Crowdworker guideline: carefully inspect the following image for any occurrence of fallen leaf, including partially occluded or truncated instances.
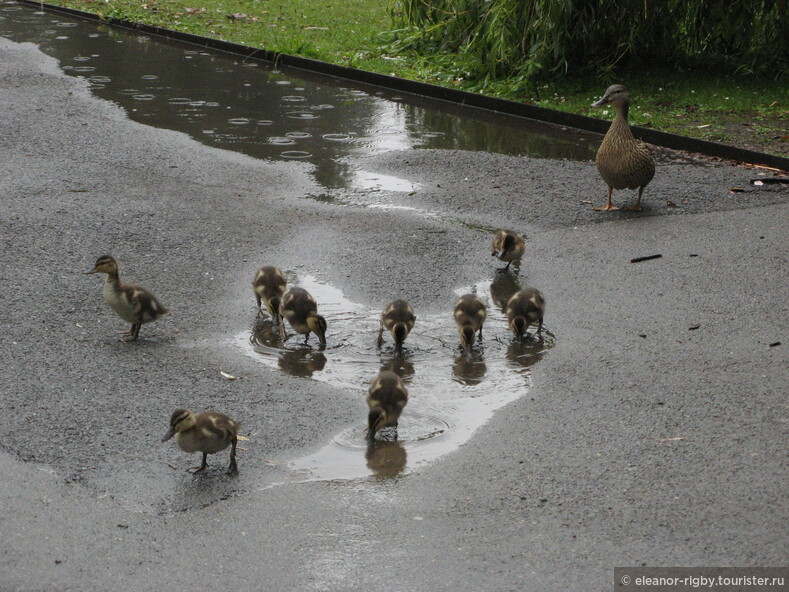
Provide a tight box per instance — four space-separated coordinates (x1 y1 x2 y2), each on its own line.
688 324 700 330
237 434 249 441
696 124 710 128
220 371 236 380
666 200 677 207
580 199 593 204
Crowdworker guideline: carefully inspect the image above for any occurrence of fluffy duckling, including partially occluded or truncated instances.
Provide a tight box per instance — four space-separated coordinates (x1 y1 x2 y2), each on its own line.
491 229 525 270
592 84 656 211
366 371 409 441
85 255 168 342
454 293 487 354
377 299 416 350
278 287 327 346
506 287 545 339
252 266 287 322
162 409 239 474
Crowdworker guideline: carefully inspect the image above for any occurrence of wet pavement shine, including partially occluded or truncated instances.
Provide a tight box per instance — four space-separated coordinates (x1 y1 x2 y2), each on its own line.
1 3 787 590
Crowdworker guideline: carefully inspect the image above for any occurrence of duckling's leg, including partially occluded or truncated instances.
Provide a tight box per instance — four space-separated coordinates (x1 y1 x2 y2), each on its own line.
227 437 238 474
255 294 263 317
304 334 310 345
595 186 620 211
120 322 141 342
278 321 287 341
377 324 384 348
478 326 483 341
189 453 209 473
625 186 645 211
537 318 543 336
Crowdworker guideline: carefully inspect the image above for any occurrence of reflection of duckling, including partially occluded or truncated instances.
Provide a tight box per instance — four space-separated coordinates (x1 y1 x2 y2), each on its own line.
252 266 287 322
379 356 415 382
452 354 487 386
491 229 525 270
506 341 545 372
490 269 522 312
454 293 487 354
366 440 408 479
506 287 545 339
278 287 327 346
162 409 239 474
591 84 656 211
85 255 168 342
278 348 327 378
366 371 409 441
377 299 416 350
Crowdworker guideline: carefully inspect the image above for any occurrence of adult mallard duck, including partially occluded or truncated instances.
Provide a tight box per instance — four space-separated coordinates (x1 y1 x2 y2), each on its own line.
162 409 239 474
377 299 416 350
366 371 409 441
278 287 327 346
85 255 168 342
506 287 545 339
592 84 656 211
252 266 287 322
453 293 487 354
491 229 525 270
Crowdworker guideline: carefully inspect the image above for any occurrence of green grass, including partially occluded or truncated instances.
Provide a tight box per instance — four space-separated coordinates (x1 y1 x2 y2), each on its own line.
51 0 788 156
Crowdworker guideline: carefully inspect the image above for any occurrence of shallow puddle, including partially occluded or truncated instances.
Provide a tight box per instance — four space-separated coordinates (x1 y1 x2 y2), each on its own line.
0 0 598 202
234 271 553 481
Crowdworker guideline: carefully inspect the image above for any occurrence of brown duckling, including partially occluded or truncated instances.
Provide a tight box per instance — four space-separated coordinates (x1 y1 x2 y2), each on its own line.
453 293 487 354
491 229 525 270
85 255 168 342
592 84 656 211
162 409 239 474
506 287 545 339
377 299 416 350
252 266 287 322
366 370 409 441
278 287 327 346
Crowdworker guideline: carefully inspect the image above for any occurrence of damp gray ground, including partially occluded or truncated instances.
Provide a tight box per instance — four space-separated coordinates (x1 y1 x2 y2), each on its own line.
1 34 787 592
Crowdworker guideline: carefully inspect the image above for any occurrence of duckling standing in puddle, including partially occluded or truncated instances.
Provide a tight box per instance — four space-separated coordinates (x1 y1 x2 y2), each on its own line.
252 266 287 322
591 84 655 211
162 409 239 474
279 287 327 346
491 229 525 270
454 293 487 355
85 255 168 342
377 299 416 351
506 287 545 340
367 371 409 441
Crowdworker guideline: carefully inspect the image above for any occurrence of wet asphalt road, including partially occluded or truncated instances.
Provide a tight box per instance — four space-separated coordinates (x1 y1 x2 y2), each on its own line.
1 37 787 591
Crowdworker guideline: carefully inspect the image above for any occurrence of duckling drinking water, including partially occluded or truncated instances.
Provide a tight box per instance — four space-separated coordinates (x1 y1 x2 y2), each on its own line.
162 409 239 474
454 293 487 354
377 299 416 350
252 266 287 322
278 287 327 346
85 255 168 342
366 370 409 441
506 287 545 339
592 84 656 211
491 229 525 270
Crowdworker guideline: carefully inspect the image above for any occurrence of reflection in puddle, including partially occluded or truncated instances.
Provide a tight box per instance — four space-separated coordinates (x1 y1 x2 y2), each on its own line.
365 441 407 480
234 274 554 482
0 0 599 201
